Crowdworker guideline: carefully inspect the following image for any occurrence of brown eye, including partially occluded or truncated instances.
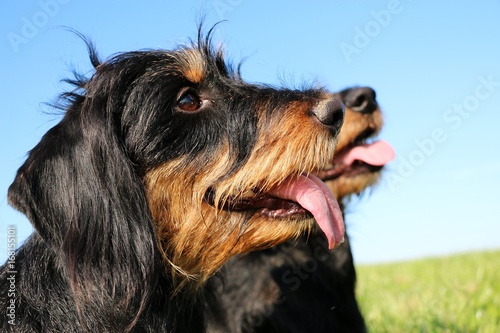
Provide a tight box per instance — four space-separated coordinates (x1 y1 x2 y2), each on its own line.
177 92 202 112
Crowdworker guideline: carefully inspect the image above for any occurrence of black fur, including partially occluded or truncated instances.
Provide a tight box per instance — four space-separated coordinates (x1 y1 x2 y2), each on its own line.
207 230 366 333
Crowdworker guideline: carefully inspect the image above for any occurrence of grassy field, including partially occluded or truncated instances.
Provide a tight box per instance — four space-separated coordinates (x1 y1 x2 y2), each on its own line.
356 250 500 333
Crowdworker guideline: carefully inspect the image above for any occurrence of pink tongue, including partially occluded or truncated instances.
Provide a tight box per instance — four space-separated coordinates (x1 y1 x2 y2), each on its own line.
268 174 345 249
339 140 395 166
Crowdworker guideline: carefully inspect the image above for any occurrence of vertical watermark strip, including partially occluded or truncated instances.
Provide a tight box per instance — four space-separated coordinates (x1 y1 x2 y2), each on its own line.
6 225 17 326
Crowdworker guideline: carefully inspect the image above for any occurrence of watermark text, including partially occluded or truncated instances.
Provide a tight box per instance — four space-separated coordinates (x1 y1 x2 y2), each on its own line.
6 225 17 326
7 0 72 53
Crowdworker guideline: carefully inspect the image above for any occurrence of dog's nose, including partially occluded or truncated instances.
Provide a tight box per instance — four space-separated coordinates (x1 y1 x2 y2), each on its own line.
341 87 378 114
312 97 345 135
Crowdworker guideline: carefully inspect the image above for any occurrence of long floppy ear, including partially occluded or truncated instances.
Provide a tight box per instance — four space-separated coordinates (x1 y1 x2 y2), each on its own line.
8 70 159 329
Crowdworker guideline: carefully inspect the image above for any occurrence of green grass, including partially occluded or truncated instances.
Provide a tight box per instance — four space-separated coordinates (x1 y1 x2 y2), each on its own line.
356 250 500 333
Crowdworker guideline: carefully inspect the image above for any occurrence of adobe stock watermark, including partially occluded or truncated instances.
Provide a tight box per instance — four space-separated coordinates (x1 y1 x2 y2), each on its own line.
213 0 245 19
7 0 72 54
6 225 17 326
387 75 500 190
339 0 411 64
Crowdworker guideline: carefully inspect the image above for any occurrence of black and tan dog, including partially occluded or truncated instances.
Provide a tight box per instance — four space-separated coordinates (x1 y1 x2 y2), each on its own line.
0 30 346 332
207 87 394 333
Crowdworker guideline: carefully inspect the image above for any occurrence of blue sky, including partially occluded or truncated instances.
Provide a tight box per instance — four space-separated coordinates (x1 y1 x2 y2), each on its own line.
1 0 499 264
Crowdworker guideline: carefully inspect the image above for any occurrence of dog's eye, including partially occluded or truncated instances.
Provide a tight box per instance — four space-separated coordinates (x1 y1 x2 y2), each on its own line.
177 92 202 112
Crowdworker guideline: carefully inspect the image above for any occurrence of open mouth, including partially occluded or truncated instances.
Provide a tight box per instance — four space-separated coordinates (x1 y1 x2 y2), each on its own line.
205 189 308 218
204 174 345 249
205 188 308 218
316 129 395 181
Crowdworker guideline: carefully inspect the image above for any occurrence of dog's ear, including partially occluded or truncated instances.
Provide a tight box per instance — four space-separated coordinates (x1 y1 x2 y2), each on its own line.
8 76 159 329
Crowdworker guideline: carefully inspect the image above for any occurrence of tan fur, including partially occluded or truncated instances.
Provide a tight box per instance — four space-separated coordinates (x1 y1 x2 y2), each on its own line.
335 107 383 153
327 106 385 199
176 48 206 83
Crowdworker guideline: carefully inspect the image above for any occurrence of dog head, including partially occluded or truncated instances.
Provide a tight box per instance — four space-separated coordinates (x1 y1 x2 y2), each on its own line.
317 86 394 201
8 29 345 300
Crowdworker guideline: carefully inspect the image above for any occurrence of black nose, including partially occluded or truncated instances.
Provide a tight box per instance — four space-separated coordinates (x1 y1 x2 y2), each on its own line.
312 97 345 135
340 87 378 114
